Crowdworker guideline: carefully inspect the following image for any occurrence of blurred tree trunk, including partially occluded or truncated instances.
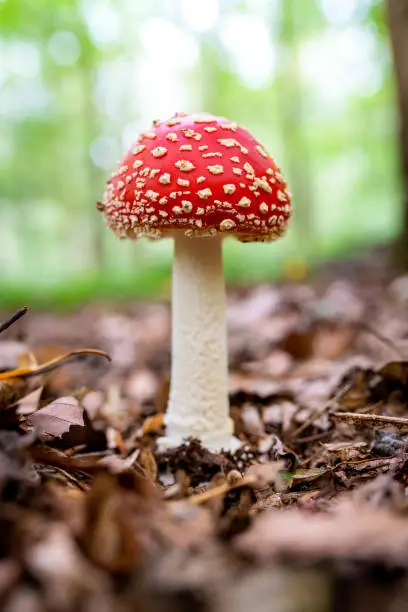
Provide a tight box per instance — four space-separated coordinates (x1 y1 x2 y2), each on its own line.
387 0 408 267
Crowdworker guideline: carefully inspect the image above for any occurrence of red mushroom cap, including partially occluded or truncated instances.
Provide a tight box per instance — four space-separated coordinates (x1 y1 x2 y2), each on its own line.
101 113 292 242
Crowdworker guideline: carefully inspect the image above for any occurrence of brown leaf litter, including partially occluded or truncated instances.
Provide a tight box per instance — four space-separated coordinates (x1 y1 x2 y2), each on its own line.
4 264 408 610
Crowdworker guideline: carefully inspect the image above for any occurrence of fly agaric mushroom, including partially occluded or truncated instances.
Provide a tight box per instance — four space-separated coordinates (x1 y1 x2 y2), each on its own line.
99 112 292 451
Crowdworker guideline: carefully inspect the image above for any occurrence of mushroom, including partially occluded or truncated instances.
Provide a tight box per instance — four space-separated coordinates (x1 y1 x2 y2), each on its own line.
99 112 292 452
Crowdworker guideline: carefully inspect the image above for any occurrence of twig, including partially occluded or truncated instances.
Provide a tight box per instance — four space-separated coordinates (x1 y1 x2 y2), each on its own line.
0 306 29 335
173 475 258 506
289 407 328 440
0 349 111 381
357 321 404 359
331 411 408 429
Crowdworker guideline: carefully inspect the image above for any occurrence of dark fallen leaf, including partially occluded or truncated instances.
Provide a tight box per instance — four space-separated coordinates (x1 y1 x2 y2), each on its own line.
0 379 29 413
0 430 39 500
80 471 158 573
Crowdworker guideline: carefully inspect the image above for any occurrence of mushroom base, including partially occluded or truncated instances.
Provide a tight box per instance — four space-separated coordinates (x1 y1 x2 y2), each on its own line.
158 425 241 453
158 233 240 453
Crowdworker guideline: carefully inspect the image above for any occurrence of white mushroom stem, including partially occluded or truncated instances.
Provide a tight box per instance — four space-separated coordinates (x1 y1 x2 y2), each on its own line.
159 232 240 452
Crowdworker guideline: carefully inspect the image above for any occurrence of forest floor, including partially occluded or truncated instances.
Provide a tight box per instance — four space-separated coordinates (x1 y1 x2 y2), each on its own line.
3 250 408 611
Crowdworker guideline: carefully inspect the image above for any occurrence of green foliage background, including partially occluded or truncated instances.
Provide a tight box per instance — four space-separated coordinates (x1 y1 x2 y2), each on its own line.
0 0 401 306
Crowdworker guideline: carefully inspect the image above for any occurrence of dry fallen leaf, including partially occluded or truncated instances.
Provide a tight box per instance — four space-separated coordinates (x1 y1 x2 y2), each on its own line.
28 397 84 441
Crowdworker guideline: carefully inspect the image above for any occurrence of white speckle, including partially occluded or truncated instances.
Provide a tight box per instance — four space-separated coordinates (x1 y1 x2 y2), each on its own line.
150 215 158 222
146 206 154 213
255 178 272 193
217 138 237 148
204 126 217 133
232 168 242 175
180 144 193 151
220 219 236 230
170 191 178 199
167 118 182 127
145 190 159 201
159 173 171 185
196 219 203 227
199 145 209 151
197 207 205 215
197 188 212 199
197 176 206 184
183 129 196 138
177 178 190 186
166 132 178 142
202 152 222 158
268 215 278 225
175 160 195 172
243 162 255 176
236 214 245 222
143 132 156 140
194 116 217 123
150 169 160 178
140 168 150 177
181 200 193 213
230 156 240 163
256 145 268 158
208 164 224 175
159 196 168 205
132 145 145 155
159 210 168 217
277 190 287 202
117 181 125 189
133 160 143 169
266 168 274 176
240 146 248 154
237 197 251 208
221 123 237 131
173 206 183 214
223 184 236 195
151 146 167 158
